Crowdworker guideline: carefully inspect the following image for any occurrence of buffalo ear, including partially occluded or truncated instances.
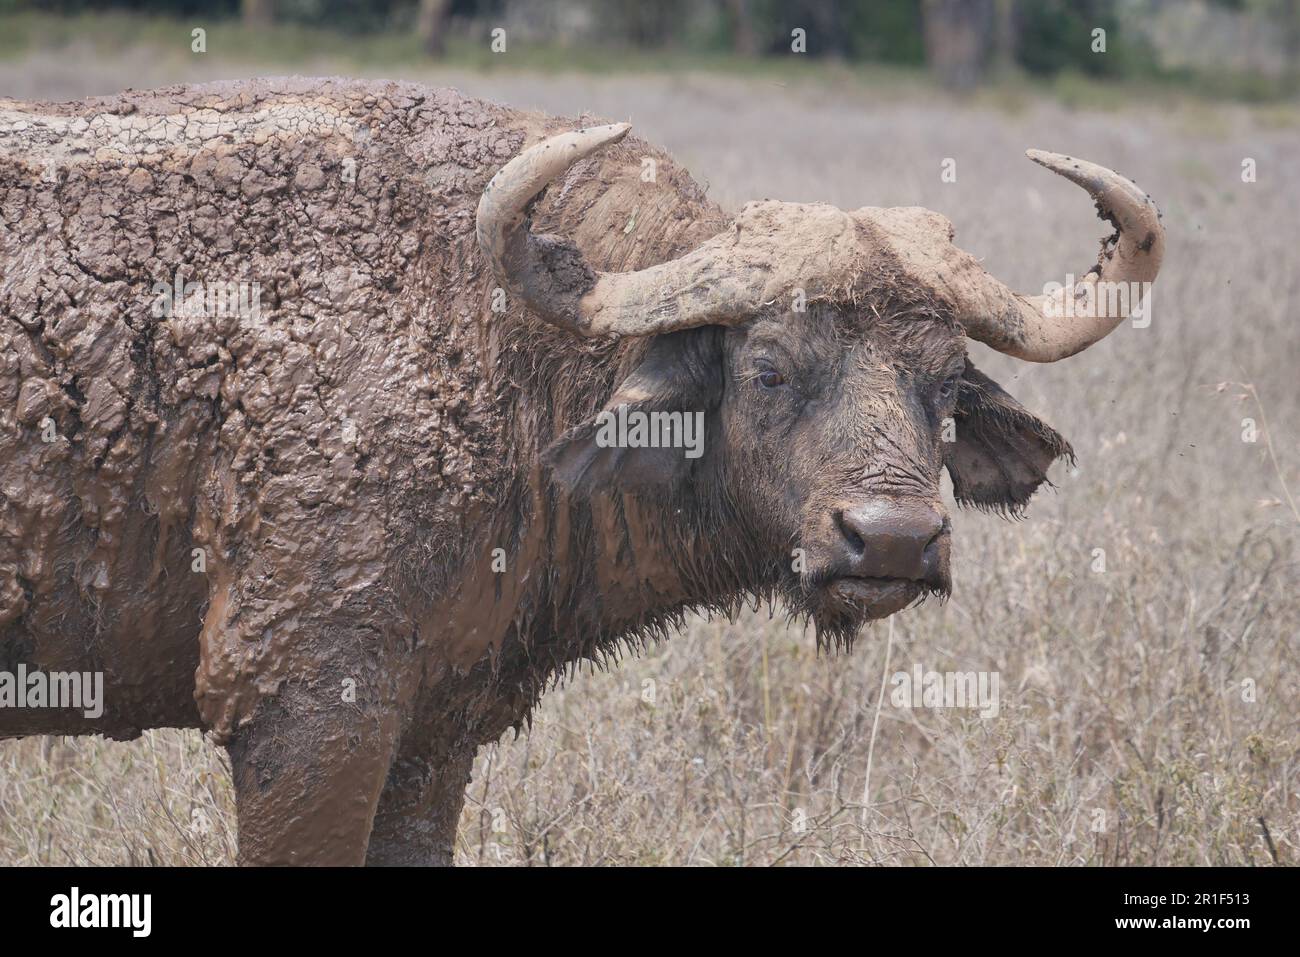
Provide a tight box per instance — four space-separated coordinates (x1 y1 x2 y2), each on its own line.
944 361 1073 513
543 328 722 496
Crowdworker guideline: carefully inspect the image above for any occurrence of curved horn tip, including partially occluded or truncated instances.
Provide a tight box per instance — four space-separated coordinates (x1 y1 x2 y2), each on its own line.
1025 148 1089 179
959 148 1165 362
1024 148 1154 208
577 122 632 148
592 121 632 137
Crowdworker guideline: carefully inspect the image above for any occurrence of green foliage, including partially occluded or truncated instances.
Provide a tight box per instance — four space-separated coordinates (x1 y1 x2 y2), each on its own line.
843 0 926 65
21 0 239 16
1015 0 1148 78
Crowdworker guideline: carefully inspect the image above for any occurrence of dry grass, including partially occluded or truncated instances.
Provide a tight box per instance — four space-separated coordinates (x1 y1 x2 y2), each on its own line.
0 51 1295 866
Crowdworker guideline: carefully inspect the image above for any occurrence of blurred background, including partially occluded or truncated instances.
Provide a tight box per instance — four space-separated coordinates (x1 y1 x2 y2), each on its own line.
0 0 1297 100
0 2 1296 866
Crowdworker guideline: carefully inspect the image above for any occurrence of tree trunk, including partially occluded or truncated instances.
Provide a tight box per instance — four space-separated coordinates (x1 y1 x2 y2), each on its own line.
241 0 274 29
921 0 997 90
725 0 759 56
992 0 1018 76
417 0 454 57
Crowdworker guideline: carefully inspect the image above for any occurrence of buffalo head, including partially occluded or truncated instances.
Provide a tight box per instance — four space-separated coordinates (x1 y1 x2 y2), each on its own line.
476 124 1164 641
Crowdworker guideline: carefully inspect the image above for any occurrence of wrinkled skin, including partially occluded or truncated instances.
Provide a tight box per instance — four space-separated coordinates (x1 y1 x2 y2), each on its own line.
726 308 964 631
0 78 1069 865
546 303 1069 645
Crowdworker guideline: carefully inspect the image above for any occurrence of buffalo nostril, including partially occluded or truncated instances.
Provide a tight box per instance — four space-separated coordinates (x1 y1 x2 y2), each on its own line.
833 509 866 556
923 516 950 555
921 531 944 578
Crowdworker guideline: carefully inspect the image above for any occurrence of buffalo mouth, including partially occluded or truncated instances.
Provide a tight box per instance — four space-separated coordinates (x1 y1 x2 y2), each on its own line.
789 568 949 643
823 576 927 620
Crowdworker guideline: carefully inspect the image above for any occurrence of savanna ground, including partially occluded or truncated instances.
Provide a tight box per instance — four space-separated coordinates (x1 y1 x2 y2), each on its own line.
0 23 1296 866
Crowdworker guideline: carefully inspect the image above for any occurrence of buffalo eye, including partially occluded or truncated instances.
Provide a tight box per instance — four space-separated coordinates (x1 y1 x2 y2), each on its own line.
935 374 960 404
757 367 785 389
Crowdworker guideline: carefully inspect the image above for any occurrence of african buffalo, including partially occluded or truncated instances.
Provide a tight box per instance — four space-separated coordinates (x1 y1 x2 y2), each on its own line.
0 77 1163 864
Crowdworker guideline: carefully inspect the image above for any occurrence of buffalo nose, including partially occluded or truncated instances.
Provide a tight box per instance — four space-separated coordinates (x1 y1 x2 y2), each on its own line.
834 500 947 582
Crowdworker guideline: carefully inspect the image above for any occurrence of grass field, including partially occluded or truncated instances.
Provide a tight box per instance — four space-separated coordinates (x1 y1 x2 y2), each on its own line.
0 27 1296 865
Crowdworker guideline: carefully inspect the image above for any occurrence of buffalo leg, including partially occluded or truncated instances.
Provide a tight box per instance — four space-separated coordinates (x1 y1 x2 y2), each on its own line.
365 743 476 866
226 679 401 866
